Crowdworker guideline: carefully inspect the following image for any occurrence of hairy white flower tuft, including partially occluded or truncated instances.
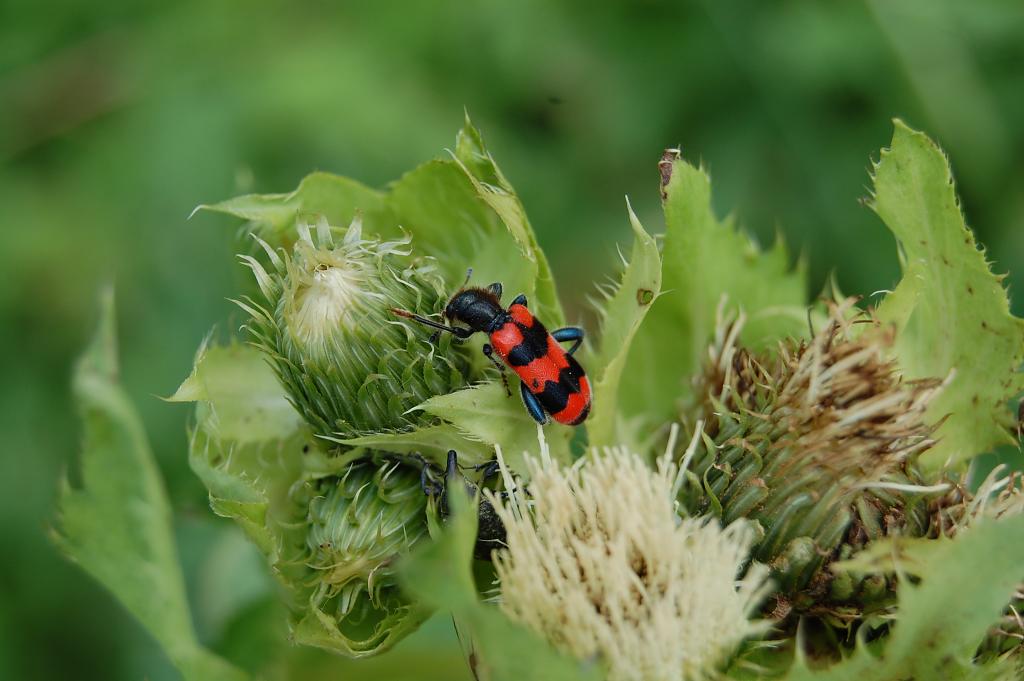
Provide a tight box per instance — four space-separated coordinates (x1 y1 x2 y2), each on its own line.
491 446 770 681
284 236 372 350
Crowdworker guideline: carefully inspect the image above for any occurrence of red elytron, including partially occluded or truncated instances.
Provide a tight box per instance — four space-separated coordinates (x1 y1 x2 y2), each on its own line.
392 281 591 426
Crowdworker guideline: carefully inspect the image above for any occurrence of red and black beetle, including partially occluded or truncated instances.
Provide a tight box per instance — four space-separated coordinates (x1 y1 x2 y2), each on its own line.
392 280 591 426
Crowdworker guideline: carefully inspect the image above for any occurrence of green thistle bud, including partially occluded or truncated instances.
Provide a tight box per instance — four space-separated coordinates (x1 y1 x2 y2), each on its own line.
292 456 431 655
679 299 943 618
238 215 472 438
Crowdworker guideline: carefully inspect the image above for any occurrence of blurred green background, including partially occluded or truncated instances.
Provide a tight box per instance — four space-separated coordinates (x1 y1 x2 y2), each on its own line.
2 1 1022 679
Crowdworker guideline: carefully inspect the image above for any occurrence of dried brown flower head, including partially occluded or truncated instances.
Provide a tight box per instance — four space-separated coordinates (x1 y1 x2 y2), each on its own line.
682 298 946 603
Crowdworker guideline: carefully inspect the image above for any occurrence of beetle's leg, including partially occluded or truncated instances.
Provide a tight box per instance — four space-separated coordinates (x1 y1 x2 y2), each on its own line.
420 462 444 498
471 459 501 480
519 381 548 425
551 326 585 356
511 293 528 307
482 343 512 397
487 282 503 300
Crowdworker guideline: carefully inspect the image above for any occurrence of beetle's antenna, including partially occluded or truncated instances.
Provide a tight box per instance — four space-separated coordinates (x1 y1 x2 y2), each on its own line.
391 308 473 338
462 267 473 288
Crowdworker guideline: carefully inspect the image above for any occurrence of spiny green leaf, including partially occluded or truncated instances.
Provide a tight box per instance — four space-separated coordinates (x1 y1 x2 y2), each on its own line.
331 424 494 467
784 514 1024 681
52 289 248 681
167 340 302 443
871 120 1024 471
415 382 573 472
172 338 308 556
398 484 601 681
620 150 806 423
194 171 396 247
187 416 307 557
387 158 535 325
451 114 565 328
586 201 661 450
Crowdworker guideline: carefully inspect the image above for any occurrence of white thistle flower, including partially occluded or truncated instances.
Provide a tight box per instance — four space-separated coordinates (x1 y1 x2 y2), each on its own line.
490 445 770 681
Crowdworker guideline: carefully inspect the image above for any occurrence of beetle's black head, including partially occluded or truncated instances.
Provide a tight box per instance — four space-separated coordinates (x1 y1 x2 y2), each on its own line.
444 288 504 334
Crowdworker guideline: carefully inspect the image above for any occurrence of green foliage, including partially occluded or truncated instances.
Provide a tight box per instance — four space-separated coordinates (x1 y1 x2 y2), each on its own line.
415 383 572 470
872 120 1024 471
387 159 533 310
52 291 248 681
195 172 394 250
785 514 1024 681
451 115 565 328
14 3 1024 679
332 424 496 466
52 119 1024 681
620 151 807 424
586 202 661 449
167 340 303 443
171 341 305 551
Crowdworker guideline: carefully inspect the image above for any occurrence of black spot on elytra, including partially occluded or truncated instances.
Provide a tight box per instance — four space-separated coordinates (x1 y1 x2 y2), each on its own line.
539 380 570 412
558 364 583 393
506 343 535 367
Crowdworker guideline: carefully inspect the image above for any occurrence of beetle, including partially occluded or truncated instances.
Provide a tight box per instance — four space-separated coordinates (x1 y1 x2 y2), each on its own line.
419 450 507 561
392 280 591 425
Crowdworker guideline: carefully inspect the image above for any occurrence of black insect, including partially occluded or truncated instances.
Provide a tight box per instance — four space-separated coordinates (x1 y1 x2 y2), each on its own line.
419 450 507 561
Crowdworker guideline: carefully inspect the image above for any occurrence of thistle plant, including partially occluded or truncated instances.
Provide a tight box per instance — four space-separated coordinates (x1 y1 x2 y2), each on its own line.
55 118 1024 681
